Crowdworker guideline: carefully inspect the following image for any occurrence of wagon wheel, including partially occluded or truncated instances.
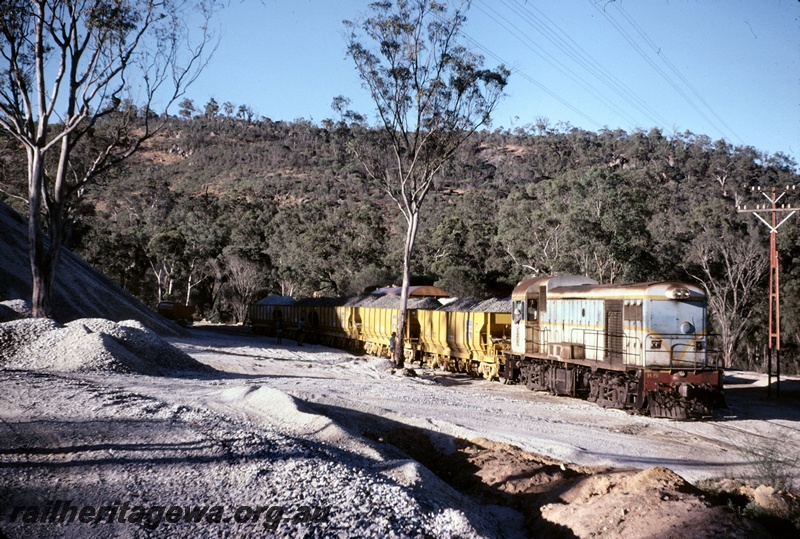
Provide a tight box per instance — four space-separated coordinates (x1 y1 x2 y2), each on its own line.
482 362 499 381
433 355 443 369
444 356 456 372
469 360 480 377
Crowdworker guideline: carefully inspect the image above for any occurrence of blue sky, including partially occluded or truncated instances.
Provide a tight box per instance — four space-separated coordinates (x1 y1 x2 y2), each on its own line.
184 0 800 163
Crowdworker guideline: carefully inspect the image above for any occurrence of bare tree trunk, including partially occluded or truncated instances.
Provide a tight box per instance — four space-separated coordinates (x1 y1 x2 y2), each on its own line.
688 232 767 369
394 210 421 368
27 150 55 317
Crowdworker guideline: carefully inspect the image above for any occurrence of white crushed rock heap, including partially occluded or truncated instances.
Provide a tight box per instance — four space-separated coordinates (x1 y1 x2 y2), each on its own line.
0 200 184 336
0 315 210 375
0 298 32 322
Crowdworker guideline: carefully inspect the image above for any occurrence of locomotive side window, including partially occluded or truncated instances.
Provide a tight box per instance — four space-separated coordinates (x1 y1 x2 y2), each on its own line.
527 299 538 320
513 301 524 323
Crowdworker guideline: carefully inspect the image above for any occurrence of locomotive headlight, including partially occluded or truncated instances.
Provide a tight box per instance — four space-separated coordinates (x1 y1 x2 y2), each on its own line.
667 287 692 300
680 321 695 334
696 340 705 351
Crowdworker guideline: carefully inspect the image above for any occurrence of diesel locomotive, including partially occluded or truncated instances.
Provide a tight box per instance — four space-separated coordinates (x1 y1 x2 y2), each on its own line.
248 276 724 419
505 275 723 419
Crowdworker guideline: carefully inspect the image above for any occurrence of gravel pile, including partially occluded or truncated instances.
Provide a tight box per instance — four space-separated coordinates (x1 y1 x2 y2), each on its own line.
0 298 32 321
472 297 512 313
346 295 379 307
0 371 502 539
1 201 185 336
439 297 482 312
1 317 211 375
0 317 61 362
365 296 446 309
260 456 491 538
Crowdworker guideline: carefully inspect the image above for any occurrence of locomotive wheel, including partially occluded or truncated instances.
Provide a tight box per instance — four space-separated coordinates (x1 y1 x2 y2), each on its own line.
518 364 530 388
613 376 628 408
587 375 600 402
648 390 688 419
523 364 538 391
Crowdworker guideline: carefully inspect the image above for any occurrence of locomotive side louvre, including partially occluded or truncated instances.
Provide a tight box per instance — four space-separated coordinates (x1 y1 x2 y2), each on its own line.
605 300 624 365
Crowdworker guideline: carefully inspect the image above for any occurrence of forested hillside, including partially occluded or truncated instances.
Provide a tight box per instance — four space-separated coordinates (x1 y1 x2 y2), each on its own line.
2 106 799 371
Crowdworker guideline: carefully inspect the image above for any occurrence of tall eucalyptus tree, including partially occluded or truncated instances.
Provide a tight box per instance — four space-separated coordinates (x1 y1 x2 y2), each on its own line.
343 0 508 365
0 0 217 317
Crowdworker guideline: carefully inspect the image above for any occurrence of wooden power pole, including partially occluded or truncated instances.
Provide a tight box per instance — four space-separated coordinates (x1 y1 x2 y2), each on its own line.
737 186 799 398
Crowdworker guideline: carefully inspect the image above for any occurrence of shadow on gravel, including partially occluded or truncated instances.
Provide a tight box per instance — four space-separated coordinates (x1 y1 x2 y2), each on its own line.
295 399 595 539
722 378 800 422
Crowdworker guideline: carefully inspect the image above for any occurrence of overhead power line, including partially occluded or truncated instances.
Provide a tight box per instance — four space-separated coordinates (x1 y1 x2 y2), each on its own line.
473 0 646 129
589 0 745 145
492 0 673 129
450 0 746 143
432 3 606 128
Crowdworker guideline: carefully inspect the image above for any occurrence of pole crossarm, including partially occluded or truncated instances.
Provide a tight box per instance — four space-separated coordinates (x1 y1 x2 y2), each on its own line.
737 186 799 233
737 208 798 233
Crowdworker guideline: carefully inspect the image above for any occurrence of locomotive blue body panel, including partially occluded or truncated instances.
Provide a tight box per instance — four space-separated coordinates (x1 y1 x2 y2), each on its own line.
510 277 710 370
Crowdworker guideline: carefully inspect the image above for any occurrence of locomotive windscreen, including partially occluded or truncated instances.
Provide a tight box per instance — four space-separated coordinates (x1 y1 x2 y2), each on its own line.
649 300 705 336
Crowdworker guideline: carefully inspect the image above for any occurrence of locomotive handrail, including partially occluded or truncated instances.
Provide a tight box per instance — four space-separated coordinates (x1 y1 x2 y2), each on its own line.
642 332 709 368
576 328 641 365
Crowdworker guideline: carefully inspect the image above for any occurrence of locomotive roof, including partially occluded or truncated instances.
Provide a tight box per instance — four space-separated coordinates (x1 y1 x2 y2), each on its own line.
511 276 705 300
511 275 598 300
550 281 705 300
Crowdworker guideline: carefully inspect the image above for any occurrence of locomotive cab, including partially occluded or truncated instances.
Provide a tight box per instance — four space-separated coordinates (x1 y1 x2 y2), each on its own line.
509 275 598 359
